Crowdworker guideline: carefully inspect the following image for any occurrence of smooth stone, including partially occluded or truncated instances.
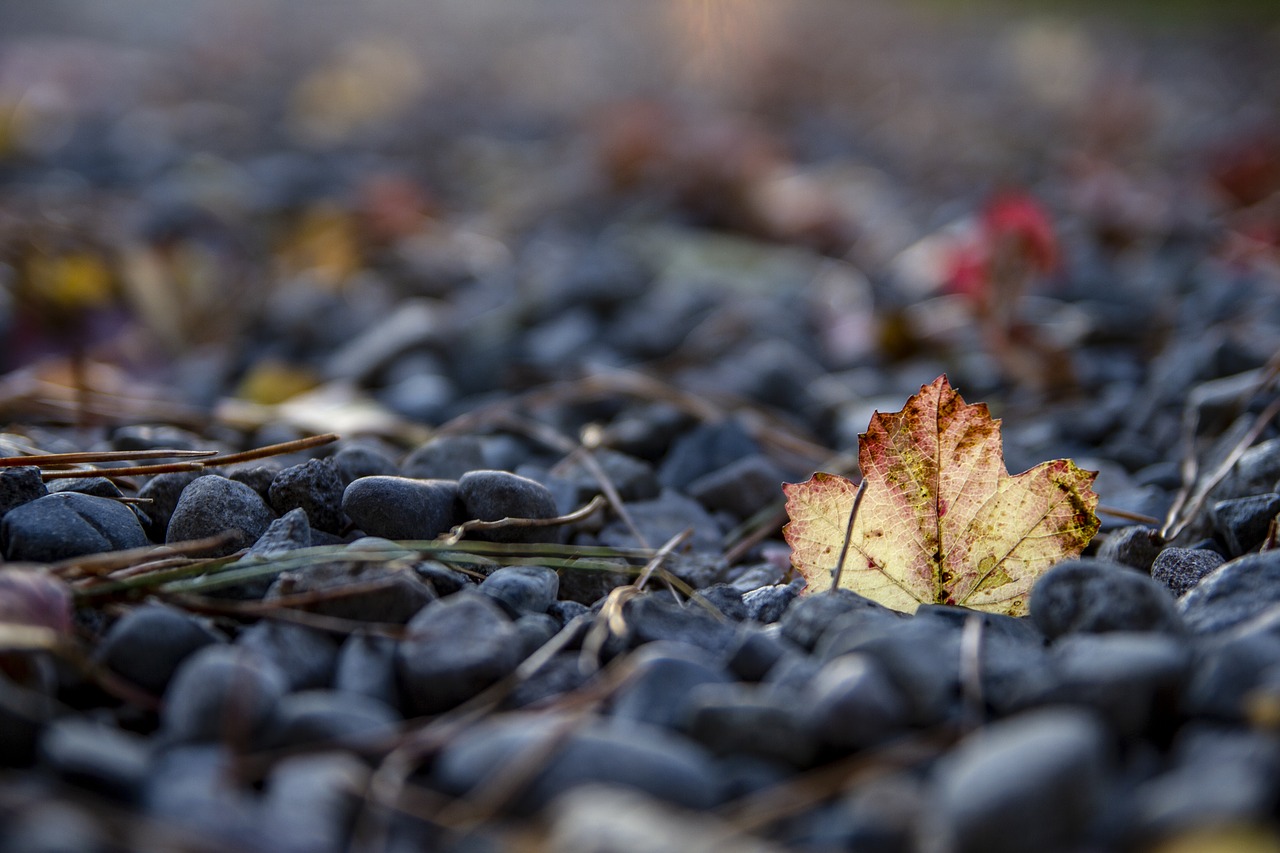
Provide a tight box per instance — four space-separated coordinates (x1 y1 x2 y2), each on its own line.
724 625 794 682
609 643 735 730
658 419 760 491
805 654 910 750
396 592 522 716
47 476 123 499
686 455 787 520
401 435 486 481
135 471 201 538
547 599 591 628
1045 633 1192 736
1212 493 1280 556
38 717 150 801
1178 550 1280 634
1029 558 1183 639
334 629 400 708
930 708 1109 853
457 470 560 543
685 683 819 766
433 714 724 814
3 492 149 562
166 476 276 556
0 678 58 766
1095 526 1165 572
268 458 346 535
161 646 288 745
780 589 900 651
330 442 399 486
341 476 461 540
236 621 340 691
1151 547 1225 597
480 565 560 616
0 467 47 518
261 752 369 853
95 604 224 696
265 690 399 749
512 613 561 659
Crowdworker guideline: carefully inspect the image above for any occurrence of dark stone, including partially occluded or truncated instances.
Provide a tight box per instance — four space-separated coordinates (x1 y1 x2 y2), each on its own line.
805 654 910 750
331 442 399 486
609 643 734 730
597 491 723 552
236 621 340 691
412 559 473 596
265 690 399 749
265 559 436 623
743 581 802 624
245 507 313 557
1096 526 1165 572
341 476 461 540
1045 632 1192 736
433 715 724 814
227 465 280 503
397 593 522 715
47 476 123 499
1029 558 1183 639
658 419 760 491
548 599 591 628
695 583 748 621
1212 493 1280 556
780 588 900 651
3 492 149 562
512 613 560 659
95 604 224 696
111 424 201 451
685 683 819 766
38 717 150 801
0 678 58 766
260 753 368 853
620 593 736 653
135 471 201 538
335 629 400 708
0 468 50 519
723 625 793 682
686 455 786 520
1183 632 1280 719
161 646 288 745
1178 550 1280 634
457 470 560 543
269 458 347 535
401 435 486 480
1151 547 1225 597
479 565 560 616
551 449 660 503
144 745 259 844
166 476 276 555
930 709 1109 853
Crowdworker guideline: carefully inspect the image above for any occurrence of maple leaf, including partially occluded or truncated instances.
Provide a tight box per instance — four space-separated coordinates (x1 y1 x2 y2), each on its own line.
783 376 1098 616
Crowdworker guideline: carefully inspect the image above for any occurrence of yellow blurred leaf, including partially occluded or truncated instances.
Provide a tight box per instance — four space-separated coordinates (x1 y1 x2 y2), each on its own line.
236 360 321 406
783 375 1098 615
27 252 114 311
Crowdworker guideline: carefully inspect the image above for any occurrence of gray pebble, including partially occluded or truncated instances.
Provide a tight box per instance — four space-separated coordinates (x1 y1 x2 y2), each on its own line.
0 467 47 519
161 646 288 745
266 559 435 623
261 752 369 853
269 458 347 534
95 604 224 696
38 717 151 801
227 465 280 502
506 652 592 709
804 654 910 750
780 588 899 651
742 581 801 623
552 448 660 503
723 625 793 681
1178 550 1280 633
266 689 399 749
695 584 748 621
245 506 312 557
401 435 486 480
685 682 818 766
1151 547 1225 597
609 643 734 730
458 470 560 543
166 476 276 555
47 476 122 499
930 708 1109 853
596 491 724 552
237 620 340 690
3 492 149 562
1096 525 1165 572
331 442 399 486
480 565 560 616
335 629 400 708
143 745 259 844
658 419 759 491
1183 632 1280 719
397 592 522 716
1212 493 1280 556
620 593 736 653
341 476 460 540
433 715 724 814
135 471 201 537
686 454 786 520
1029 558 1183 639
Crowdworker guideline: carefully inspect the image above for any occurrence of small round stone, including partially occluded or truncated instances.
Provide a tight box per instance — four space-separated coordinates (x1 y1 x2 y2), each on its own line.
341 476 460 540
457 470 560 543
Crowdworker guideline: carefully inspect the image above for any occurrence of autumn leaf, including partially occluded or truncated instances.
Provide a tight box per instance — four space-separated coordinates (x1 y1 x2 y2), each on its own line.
783 375 1098 616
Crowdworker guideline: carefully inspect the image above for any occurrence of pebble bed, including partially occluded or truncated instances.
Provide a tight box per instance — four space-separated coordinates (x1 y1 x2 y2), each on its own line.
4 3 1280 852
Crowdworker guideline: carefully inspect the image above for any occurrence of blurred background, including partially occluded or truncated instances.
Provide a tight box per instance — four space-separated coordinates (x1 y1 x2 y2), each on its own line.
1 0 1278 446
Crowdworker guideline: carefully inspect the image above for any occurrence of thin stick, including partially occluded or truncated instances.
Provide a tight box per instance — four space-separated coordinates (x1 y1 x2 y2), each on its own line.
42 461 206 480
831 479 867 591
201 433 339 468
0 448 216 467
442 496 607 545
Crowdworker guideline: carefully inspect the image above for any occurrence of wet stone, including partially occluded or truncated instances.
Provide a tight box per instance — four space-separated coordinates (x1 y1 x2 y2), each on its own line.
341 476 461 540
3 492 149 562
1151 547 1225 597
166 475 276 556
1029 558 1183 640
268 458 347 535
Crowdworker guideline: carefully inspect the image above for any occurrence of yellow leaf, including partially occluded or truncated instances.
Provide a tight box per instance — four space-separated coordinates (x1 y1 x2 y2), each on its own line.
783 375 1098 616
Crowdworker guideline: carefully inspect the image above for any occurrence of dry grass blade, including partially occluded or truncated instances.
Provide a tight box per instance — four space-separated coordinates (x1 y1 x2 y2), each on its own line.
634 528 692 592
0 448 217 468
50 533 239 579
201 432 339 467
